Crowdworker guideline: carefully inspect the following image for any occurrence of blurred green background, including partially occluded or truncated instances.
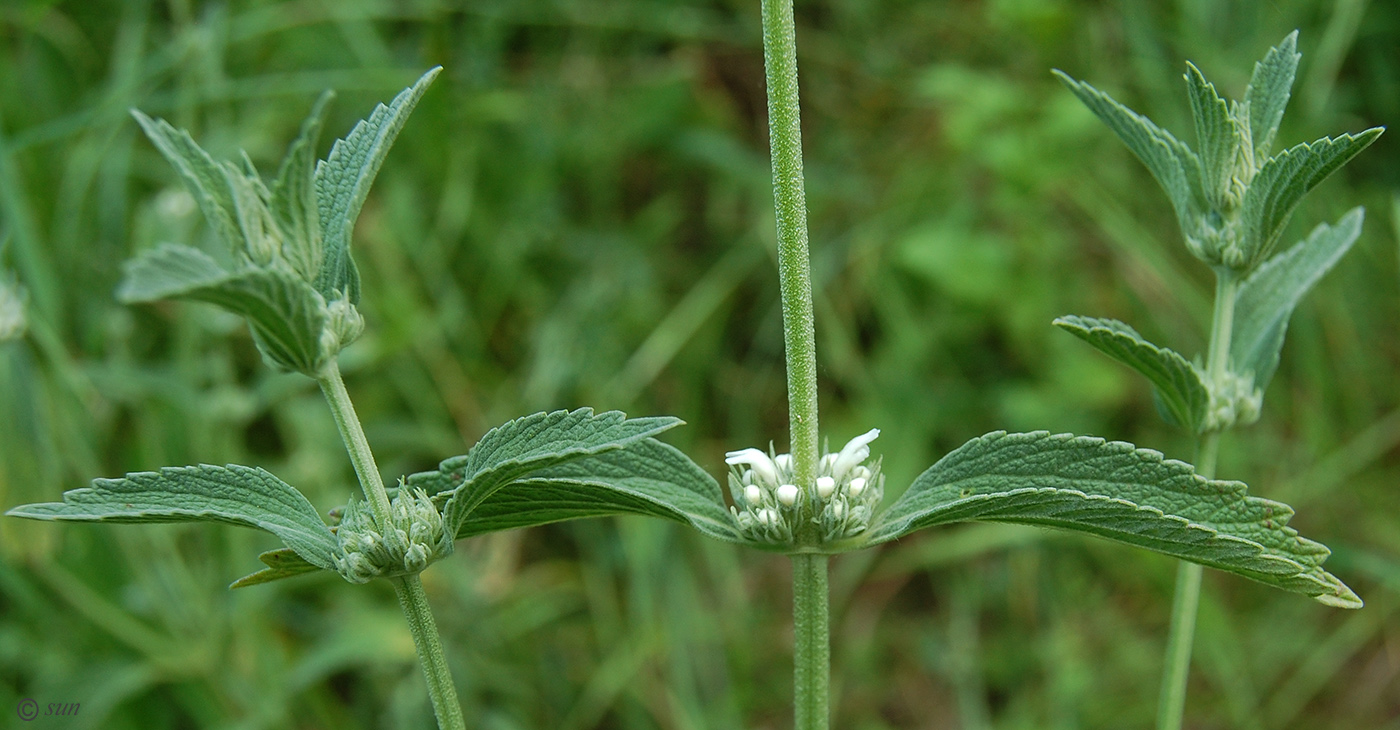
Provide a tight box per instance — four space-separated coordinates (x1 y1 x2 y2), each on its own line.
1 0 1397 727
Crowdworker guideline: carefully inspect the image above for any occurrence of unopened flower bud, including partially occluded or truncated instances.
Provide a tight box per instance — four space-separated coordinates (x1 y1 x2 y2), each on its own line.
816 476 836 499
744 484 763 505
776 484 799 506
849 476 867 497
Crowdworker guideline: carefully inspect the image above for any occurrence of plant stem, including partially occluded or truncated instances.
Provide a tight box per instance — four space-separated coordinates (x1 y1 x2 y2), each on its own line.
394 575 467 730
760 0 819 492
793 553 830 730
317 361 466 730
1156 271 1236 730
317 361 393 524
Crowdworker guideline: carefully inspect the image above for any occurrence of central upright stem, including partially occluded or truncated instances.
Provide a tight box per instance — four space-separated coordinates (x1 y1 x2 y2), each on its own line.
1156 270 1236 730
761 0 819 492
317 361 465 730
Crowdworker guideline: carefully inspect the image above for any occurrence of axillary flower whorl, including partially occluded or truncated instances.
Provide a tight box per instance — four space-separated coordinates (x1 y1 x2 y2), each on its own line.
726 428 884 547
333 484 454 583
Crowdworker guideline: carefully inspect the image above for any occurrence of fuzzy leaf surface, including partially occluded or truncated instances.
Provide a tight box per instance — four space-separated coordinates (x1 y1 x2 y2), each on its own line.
407 408 684 533
450 438 740 542
1241 130 1381 265
7 465 338 571
313 67 440 302
1054 315 1209 432
1185 62 1239 209
118 244 328 374
131 111 242 254
1244 31 1300 159
230 548 325 588
1054 70 1204 225
1232 208 1364 392
867 431 1359 607
271 91 333 282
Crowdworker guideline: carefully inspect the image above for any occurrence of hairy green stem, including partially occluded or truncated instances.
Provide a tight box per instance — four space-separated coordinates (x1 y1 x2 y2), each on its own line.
394 575 467 730
317 362 465 730
760 0 819 493
317 361 393 523
1156 271 1235 730
793 553 830 730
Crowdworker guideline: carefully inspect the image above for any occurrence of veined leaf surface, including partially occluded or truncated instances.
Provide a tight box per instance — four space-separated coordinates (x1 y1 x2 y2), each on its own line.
867 431 1359 608
7 464 338 571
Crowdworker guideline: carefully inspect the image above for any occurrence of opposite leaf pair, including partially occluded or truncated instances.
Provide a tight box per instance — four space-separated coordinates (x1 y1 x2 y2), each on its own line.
1054 32 1380 434
122 68 441 376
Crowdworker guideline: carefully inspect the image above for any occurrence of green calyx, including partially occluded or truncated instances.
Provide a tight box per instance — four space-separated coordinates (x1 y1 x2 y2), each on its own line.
334 485 453 584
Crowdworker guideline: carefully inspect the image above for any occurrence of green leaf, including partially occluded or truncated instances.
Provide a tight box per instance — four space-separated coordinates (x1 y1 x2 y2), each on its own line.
1185 62 1239 209
408 408 684 533
1244 31 1300 159
1232 208 1364 393
1241 129 1382 266
271 91 334 282
313 67 441 303
867 431 1360 608
452 438 740 543
230 547 326 589
131 110 243 256
7 464 339 571
118 244 329 374
1053 315 1209 432
1053 70 1205 226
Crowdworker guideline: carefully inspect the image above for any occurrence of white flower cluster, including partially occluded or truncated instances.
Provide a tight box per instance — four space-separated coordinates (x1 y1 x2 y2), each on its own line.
333 485 453 583
726 428 884 546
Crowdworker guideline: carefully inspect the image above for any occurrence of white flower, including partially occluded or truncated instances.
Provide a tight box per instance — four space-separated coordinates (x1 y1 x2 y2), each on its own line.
830 428 879 482
725 448 779 486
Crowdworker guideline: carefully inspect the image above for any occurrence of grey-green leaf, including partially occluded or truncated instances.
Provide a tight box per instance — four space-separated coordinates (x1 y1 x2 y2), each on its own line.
1185 62 1239 209
118 244 329 374
867 431 1359 608
131 110 243 256
7 464 338 571
1244 31 1300 159
1241 129 1382 266
230 547 326 589
1053 315 1209 432
408 408 685 533
1053 70 1205 225
313 67 441 302
1232 208 1364 393
452 438 740 543
271 90 334 282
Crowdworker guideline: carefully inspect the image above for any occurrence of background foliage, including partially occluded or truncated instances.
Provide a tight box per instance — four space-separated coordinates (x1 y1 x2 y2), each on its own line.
1 0 1397 727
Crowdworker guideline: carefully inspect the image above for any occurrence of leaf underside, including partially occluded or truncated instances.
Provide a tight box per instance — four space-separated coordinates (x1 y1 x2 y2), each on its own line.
1053 315 1209 432
230 547 325 588
118 244 328 373
7 464 338 571
867 431 1359 608
1231 208 1364 392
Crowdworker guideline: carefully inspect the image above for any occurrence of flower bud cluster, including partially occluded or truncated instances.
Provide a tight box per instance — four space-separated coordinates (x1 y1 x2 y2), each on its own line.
333 485 453 583
1205 369 1262 431
726 428 884 547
